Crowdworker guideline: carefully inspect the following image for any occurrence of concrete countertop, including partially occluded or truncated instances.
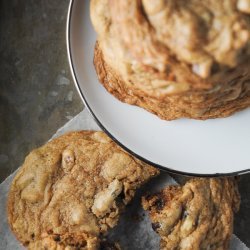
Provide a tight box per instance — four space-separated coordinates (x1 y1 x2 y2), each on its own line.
0 0 249 248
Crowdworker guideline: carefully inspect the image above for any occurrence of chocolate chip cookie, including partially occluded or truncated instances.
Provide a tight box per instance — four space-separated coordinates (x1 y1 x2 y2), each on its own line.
142 178 240 250
8 131 159 249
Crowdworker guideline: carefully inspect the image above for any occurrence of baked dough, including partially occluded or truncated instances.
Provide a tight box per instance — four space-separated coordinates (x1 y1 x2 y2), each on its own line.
8 131 158 249
91 0 250 120
142 178 240 250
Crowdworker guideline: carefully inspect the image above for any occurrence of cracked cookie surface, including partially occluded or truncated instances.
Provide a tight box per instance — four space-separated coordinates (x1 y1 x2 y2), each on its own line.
142 178 240 250
8 131 159 249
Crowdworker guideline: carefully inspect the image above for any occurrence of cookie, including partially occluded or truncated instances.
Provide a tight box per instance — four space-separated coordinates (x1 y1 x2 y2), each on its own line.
28 237 120 250
142 178 240 250
91 0 250 120
8 131 159 249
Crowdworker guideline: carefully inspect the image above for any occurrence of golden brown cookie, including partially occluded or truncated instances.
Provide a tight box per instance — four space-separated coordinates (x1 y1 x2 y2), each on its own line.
91 0 250 120
8 131 159 249
28 237 120 250
142 178 240 250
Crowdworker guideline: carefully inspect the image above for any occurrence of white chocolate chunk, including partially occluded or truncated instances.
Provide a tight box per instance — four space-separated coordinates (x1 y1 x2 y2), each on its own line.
237 0 250 13
92 179 123 217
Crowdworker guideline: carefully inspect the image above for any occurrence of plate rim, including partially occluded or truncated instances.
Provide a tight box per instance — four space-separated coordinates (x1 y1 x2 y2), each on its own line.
66 0 250 177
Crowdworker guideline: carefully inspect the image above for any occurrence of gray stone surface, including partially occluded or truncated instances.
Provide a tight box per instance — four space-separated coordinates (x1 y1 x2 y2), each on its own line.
0 0 83 181
0 0 249 248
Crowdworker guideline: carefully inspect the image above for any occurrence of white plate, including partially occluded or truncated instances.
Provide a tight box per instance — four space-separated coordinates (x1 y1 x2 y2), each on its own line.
67 0 250 176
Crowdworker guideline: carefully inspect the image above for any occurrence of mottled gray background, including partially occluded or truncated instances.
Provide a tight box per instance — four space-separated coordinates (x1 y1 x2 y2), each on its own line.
0 0 83 181
0 0 249 247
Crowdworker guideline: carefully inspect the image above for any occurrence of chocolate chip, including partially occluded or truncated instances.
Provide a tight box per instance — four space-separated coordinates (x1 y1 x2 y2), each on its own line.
54 235 61 242
145 194 155 201
154 198 165 210
152 222 161 231
31 233 35 239
24 241 29 246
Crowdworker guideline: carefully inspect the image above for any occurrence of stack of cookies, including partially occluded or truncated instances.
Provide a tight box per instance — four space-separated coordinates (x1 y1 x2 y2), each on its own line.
91 0 250 120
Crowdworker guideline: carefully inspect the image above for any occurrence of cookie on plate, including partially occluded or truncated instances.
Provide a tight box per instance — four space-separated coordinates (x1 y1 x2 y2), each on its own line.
142 178 240 250
91 0 250 120
8 131 159 249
